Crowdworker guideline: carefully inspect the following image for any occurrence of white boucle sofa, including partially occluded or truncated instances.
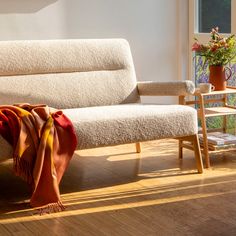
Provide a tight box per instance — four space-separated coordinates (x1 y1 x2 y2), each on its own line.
0 39 203 173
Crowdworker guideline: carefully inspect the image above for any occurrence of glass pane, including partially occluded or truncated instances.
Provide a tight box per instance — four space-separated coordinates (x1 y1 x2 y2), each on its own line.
198 0 231 33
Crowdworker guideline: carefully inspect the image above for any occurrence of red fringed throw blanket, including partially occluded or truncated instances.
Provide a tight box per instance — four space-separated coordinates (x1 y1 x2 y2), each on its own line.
0 104 77 213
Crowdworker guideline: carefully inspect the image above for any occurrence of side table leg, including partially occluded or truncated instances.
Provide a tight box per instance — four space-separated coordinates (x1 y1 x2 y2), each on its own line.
199 94 210 168
223 94 227 133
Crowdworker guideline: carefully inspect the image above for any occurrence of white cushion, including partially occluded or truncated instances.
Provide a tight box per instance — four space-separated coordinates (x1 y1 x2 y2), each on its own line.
0 39 140 108
138 81 195 96
0 104 197 160
63 104 198 149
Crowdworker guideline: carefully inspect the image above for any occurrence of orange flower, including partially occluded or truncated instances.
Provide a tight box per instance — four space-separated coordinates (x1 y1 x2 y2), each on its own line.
211 44 218 52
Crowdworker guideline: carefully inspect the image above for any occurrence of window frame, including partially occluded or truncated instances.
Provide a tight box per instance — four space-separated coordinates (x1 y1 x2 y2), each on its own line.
188 0 236 81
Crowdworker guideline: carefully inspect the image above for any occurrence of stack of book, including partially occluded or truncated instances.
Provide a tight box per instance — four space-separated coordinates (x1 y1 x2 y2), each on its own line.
199 132 236 150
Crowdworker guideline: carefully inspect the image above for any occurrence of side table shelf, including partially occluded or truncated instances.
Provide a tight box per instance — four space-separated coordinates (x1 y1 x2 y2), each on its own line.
199 106 236 117
179 87 236 168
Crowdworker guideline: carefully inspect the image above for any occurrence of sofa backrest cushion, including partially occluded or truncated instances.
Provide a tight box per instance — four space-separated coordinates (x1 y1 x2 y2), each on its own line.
0 39 140 108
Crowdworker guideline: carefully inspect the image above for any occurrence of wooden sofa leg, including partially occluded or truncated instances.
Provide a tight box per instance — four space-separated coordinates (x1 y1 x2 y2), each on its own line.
191 134 204 173
136 142 141 153
179 140 183 159
178 135 204 173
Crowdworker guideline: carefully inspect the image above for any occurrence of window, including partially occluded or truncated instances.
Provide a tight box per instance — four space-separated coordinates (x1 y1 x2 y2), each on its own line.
198 0 231 33
189 0 236 83
189 0 236 130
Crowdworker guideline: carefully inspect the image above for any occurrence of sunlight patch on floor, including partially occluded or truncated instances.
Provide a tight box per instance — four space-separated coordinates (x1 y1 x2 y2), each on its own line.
2 189 236 225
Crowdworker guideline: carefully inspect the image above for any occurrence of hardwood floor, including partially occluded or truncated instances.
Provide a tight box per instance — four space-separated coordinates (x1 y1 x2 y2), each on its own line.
1 139 236 236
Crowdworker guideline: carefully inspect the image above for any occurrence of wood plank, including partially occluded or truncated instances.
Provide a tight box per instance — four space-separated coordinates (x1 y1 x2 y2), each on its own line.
1 140 236 235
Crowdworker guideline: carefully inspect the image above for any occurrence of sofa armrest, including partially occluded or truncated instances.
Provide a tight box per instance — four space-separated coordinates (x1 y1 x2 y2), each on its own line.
137 81 195 96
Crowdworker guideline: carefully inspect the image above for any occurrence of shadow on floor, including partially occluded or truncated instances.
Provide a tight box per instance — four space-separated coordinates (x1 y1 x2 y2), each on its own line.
1 173 236 235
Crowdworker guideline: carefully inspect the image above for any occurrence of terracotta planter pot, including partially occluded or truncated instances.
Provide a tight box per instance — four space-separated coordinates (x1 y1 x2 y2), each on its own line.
209 65 232 91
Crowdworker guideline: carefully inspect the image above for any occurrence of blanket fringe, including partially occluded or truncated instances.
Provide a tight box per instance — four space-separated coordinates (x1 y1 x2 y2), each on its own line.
37 201 66 215
13 155 34 185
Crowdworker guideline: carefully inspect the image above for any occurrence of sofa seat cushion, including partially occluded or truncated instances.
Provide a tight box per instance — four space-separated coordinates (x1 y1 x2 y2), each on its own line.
63 104 198 149
0 104 197 160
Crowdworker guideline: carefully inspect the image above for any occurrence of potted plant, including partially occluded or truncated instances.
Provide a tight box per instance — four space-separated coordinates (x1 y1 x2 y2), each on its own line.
192 27 236 90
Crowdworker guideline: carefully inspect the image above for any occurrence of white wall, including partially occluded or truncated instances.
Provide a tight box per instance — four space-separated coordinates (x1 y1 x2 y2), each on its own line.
0 0 189 104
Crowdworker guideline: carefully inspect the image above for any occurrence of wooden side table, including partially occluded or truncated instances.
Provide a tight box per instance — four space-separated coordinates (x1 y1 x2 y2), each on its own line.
179 87 236 168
